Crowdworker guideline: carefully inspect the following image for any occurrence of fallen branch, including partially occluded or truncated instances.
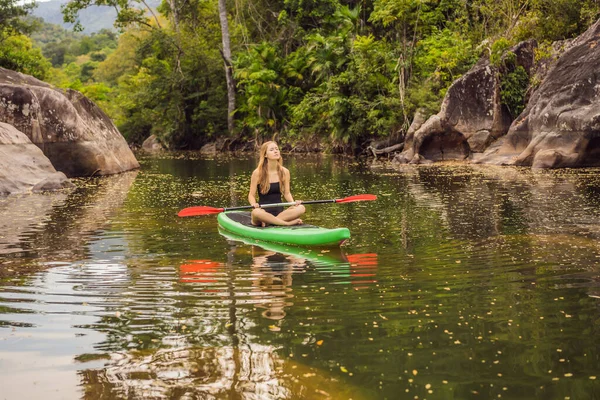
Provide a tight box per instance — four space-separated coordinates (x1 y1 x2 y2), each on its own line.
368 143 404 158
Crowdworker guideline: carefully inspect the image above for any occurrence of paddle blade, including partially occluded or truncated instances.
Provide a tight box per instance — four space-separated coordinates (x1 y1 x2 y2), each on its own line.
335 194 377 203
177 206 224 217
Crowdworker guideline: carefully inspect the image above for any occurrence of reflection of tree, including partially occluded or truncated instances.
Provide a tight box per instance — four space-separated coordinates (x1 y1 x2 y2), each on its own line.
78 343 366 399
75 243 367 399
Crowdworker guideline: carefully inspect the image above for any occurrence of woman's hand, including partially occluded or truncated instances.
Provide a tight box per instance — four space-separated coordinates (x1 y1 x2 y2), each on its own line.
252 202 260 208
294 200 302 206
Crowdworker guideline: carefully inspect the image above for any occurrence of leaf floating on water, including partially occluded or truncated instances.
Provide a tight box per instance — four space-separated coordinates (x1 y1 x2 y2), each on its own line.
340 366 348 373
412 369 418 376
269 325 281 332
316 340 324 346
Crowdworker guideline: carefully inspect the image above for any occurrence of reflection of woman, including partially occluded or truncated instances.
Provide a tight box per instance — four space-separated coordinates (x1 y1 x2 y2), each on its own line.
248 141 305 227
251 248 304 320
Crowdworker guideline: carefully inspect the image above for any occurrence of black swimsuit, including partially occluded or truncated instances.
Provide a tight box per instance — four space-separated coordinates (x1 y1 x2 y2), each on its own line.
258 182 283 216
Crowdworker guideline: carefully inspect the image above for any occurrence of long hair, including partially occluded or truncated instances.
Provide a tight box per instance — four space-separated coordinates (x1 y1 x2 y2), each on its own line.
257 141 285 195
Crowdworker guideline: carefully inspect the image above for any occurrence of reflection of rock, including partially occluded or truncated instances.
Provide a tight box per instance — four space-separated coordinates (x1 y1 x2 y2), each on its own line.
0 122 73 195
402 164 600 240
0 67 139 177
0 191 67 255
79 346 368 399
0 171 138 272
32 171 139 261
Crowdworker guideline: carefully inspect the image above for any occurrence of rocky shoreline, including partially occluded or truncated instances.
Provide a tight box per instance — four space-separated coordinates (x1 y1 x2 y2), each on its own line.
0 67 139 195
2 19 600 196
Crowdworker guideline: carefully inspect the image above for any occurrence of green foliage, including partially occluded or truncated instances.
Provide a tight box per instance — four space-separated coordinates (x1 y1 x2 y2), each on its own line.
533 41 554 64
61 0 151 32
28 17 82 45
413 28 475 85
31 20 118 69
234 42 301 135
0 0 50 77
490 37 512 66
500 65 529 118
290 34 401 147
0 0 36 36
525 0 600 41
14 0 600 152
0 34 52 79
407 28 476 114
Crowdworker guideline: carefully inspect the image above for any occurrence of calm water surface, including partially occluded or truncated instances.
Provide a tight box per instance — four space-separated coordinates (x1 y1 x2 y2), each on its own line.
0 153 599 399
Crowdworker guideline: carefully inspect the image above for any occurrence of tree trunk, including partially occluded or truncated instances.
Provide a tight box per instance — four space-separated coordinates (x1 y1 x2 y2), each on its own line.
218 0 235 134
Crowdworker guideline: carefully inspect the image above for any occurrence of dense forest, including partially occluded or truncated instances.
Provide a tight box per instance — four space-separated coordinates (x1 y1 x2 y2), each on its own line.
1 0 599 152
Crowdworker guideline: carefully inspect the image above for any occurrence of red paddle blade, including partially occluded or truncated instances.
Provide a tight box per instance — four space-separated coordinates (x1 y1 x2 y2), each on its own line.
335 194 377 203
177 206 224 217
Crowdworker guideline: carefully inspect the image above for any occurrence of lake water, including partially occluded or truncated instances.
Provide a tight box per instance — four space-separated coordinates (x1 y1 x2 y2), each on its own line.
0 153 599 399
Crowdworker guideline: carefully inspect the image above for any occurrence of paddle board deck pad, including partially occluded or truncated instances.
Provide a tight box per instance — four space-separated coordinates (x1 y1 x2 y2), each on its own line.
217 212 350 246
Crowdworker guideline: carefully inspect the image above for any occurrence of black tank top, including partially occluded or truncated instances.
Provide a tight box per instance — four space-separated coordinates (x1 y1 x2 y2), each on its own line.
258 182 283 216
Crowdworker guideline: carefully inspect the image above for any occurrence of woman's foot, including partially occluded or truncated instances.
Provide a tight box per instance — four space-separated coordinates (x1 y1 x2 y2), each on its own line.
285 219 303 226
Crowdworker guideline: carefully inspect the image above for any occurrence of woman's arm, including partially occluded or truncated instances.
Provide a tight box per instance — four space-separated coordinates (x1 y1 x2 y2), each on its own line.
282 168 295 203
248 169 260 207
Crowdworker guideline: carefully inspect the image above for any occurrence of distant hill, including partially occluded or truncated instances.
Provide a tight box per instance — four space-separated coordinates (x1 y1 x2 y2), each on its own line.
31 0 160 33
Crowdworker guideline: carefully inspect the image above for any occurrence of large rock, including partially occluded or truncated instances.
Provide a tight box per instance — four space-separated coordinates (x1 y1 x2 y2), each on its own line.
0 67 139 177
141 134 166 153
394 40 536 165
478 20 600 168
0 122 73 195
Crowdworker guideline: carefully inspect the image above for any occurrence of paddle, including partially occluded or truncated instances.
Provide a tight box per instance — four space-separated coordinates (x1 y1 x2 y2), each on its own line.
177 194 377 217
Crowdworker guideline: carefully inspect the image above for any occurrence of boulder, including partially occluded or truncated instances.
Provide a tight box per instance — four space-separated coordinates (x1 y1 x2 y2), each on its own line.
478 20 600 168
200 142 217 155
0 122 73 195
141 134 165 152
0 67 139 177
394 40 537 164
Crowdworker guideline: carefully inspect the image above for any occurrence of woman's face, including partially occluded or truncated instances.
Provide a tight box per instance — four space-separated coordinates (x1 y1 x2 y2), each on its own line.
265 143 280 160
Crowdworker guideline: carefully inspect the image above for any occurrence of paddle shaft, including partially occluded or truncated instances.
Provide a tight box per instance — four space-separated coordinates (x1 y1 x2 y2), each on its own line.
223 199 335 212
177 194 376 217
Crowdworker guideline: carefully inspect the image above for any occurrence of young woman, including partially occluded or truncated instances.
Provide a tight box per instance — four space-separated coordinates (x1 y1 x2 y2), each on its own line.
248 141 305 226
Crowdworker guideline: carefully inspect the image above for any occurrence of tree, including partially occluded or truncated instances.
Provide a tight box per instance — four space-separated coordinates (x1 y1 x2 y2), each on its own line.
218 0 235 134
0 0 52 78
0 34 52 79
0 0 36 37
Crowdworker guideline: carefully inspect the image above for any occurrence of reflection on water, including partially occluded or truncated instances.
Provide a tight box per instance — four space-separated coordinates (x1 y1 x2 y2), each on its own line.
1 154 600 399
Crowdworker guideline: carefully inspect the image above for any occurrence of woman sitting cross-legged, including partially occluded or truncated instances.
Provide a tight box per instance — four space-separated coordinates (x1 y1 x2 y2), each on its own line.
248 141 305 227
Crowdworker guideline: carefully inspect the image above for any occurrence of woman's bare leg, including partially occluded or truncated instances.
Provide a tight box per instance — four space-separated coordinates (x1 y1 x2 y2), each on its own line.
277 205 305 222
251 208 302 226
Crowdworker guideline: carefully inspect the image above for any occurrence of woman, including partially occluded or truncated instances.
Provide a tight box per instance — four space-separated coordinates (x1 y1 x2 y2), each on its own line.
248 141 305 226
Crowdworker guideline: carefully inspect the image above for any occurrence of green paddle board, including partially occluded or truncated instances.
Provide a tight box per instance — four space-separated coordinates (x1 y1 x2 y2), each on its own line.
217 211 350 247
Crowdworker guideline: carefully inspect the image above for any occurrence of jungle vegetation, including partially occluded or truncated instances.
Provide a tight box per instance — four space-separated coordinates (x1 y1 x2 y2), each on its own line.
1 0 599 152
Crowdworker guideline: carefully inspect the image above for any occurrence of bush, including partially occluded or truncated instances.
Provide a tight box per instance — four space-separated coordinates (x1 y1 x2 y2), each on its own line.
0 34 51 79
